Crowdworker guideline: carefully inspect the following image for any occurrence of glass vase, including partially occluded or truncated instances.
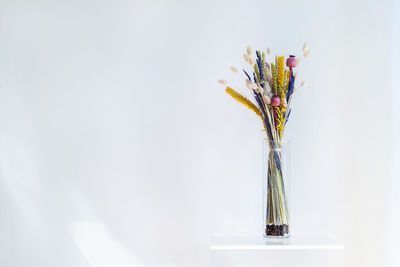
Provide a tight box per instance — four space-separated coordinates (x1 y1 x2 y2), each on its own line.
263 140 291 238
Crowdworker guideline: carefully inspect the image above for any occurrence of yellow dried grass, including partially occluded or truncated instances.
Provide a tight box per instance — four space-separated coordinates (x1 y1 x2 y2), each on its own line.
277 56 285 89
225 87 262 118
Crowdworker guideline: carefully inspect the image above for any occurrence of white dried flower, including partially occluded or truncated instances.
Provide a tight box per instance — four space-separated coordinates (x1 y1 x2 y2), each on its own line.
294 71 299 78
246 45 252 55
282 98 288 107
267 47 271 54
230 66 238 73
249 84 257 90
218 80 227 85
266 69 273 84
302 42 308 53
255 85 264 94
243 54 250 63
300 80 308 87
246 80 257 90
303 49 311 58
248 57 255 65
262 94 271 104
296 57 302 66
245 79 251 87
263 80 272 95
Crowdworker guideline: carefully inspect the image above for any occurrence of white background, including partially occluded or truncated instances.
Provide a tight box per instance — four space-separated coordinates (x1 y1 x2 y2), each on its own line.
0 0 398 266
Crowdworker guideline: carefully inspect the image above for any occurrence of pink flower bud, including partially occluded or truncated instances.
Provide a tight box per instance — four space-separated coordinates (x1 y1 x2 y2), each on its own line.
286 55 297 68
270 95 281 107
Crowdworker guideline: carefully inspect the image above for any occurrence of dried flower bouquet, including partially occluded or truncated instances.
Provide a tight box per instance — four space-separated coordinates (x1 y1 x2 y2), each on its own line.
219 43 310 237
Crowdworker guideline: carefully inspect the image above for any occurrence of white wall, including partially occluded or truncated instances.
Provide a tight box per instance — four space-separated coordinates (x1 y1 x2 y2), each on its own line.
389 0 400 266
0 0 394 266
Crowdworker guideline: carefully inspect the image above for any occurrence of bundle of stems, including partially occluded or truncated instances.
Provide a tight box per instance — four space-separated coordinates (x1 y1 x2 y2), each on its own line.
266 145 289 236
221 44 310 236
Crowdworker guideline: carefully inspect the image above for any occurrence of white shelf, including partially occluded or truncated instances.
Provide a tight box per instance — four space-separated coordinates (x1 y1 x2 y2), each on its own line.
210 232 344 250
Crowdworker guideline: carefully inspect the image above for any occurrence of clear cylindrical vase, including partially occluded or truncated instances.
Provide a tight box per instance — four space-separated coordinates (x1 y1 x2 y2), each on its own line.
263 140 291 238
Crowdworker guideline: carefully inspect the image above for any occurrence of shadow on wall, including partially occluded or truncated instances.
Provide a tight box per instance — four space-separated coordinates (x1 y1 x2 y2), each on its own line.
72 221 146 267
0 133 177 267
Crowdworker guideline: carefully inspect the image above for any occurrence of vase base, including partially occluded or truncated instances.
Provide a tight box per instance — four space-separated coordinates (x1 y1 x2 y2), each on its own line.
265 224 289 238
